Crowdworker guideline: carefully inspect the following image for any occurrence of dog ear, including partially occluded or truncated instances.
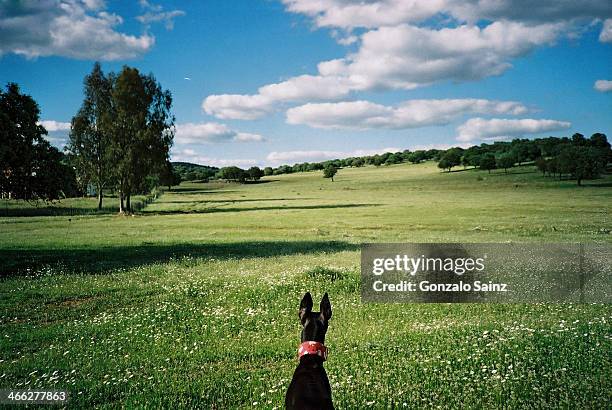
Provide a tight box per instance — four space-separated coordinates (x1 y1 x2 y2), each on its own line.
320 292 332 321
299 292 313 324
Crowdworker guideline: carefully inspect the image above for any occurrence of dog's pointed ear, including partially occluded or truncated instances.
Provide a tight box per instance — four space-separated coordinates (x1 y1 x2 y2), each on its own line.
320 292 332 321
299 292 313 324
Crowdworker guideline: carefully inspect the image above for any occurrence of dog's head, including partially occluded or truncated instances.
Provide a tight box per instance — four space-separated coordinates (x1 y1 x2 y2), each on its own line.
298 292 332 343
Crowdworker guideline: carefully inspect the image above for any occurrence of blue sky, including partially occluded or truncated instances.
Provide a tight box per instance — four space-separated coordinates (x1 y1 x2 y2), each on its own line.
1 0 611 167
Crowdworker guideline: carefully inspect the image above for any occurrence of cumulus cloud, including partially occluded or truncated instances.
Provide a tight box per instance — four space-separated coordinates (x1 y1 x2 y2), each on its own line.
594 80 612 92
203 21 562 119
0 0 155 60
282 0 612 30
600 19 612 42
266 147 401 165
202 94 275 120
449 1 612 25
457 118 571 141
286 99 528 130
282 0 444 30
334 21 564 90
174 122 265 144
202 75 357 120
38 120 71 132
203 1 609 122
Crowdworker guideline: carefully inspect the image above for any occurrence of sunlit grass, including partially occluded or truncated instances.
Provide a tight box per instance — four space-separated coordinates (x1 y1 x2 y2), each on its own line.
0 162 610 408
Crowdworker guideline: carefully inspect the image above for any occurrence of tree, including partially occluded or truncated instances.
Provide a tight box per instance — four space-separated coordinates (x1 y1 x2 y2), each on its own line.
546 156 559 177
351 157 365 167
572 147 606 186
437 158 451 172
535 157 547 176
108 67 174 213
437 148 462 172
159 161 181 190
461 148 482 168
0 83 77 200
557 146 606 186
556 147 575 179
479 153 496 173
408 150 426 164
510 139 530 165
68 63 113 210
247 166 264 181
496 153 516 173
589 133 612 163
571 133 587 146
323 165 337 181
263 166 273 176
218 166 246 182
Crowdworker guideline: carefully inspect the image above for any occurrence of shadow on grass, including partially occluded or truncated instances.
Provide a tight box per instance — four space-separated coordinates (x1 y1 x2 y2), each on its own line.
484 170 536 176
0 206 118 217
0 240 359 277
581 180 612 188
244 180 278 184
171 189 241 195
143 203 379 215
158 198 313 204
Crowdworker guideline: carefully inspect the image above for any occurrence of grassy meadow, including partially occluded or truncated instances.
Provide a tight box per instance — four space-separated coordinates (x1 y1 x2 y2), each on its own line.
0 162 611 408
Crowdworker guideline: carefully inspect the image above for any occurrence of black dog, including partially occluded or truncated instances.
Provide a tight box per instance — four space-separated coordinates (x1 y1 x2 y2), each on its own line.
285 292 334 410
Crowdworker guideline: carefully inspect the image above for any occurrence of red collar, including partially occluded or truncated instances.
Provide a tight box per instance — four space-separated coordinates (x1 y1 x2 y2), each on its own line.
298 341 328 361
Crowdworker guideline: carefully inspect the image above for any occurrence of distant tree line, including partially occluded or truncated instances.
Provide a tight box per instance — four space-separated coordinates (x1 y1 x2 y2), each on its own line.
436 133 610 185
1 83 79 201
208 134 609 187
208 150 444 183
261 149 442 177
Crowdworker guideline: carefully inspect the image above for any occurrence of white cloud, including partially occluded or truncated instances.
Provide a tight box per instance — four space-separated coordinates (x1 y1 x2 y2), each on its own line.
282 0 445 30
600 19 612 42
39 120 71 132
449 1 612 25
594 79 612 92
282 0 612 30
0 0 154 60
286 98 528 130
174 122 265 144
457 118 571 141
202 75 357 120
202 94 275 120
337 21 564 90
203 21 563 119
171 149 258 168
266 147 401 165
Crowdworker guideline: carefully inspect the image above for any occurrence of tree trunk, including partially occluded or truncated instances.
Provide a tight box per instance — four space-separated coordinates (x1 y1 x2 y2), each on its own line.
577 177 582 186
97 185 103 210
126 194 131 213
119 191 125 213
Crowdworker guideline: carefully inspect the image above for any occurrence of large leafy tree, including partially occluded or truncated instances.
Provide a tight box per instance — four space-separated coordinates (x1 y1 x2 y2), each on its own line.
323 164 337 181
0 83 75 200
68 63 113 210
109 66 174 213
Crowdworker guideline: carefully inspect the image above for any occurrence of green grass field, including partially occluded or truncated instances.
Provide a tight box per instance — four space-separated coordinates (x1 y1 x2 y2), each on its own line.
1 162 610 408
